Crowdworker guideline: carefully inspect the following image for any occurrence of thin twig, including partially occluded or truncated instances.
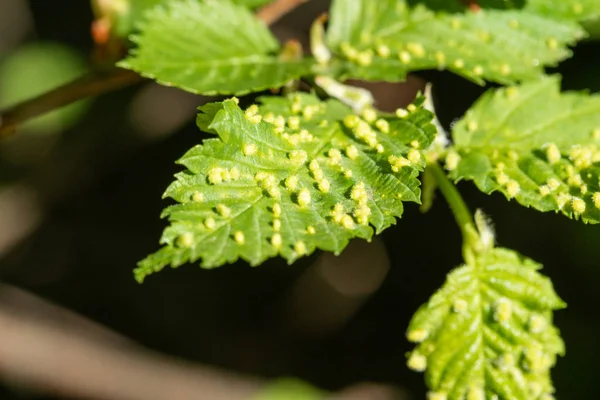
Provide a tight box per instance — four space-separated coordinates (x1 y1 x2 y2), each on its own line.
0 68 140 138
256 0 308 25
0 0 309 138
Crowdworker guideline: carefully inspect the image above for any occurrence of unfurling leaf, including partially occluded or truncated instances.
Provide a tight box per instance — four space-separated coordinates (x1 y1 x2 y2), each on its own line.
406 247 565 400
119 0 313 95
135 94 437 282
448 76 600 223
324 0 584 84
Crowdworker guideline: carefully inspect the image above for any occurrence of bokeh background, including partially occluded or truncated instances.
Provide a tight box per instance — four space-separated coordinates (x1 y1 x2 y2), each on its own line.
0 0 599 399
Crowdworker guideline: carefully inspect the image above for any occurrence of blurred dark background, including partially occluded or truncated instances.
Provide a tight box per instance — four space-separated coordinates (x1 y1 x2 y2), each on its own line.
0 0 599 399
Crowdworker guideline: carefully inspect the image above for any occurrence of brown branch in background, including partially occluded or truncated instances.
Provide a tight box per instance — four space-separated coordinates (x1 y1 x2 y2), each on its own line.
257 0 308 25
0 68 141 138
0 0 310 139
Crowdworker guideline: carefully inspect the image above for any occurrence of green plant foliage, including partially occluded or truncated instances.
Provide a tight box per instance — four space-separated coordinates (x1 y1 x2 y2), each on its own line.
447 76 600 223
118 0 313 95
525 0 600 22
96 0 273 36
324 0 584 84
407 0 524 13
406 247 565 400
135 94 436 282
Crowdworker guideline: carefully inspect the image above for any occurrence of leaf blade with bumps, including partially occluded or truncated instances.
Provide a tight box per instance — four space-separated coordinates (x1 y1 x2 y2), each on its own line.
324 0 584 84
118 0 313 95
135 94 437 282
406 247 565 400
447 76 600 223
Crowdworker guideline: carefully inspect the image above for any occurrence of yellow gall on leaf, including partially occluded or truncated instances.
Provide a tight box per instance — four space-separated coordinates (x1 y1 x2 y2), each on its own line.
395 108 409 118
318 179 331 193
494 298 512 322
298 188 311 207
434 51 446 66
406 328 428 343
177 232 194 248
208 167 224 185
242 143 258 156
362 108 377 123
331 203 345 223
539 185 551 197
445 151 461 171
472 65 484 76
341 214 355 230
467 121 478 132
204 217 216 231
376 44 390 58
427 392 447 400
346 145 359 160
399 51 411 64
294 240 307 255
546 37 558 50
328 149 342 165
546 143 561 164
306 225 316 235
285 175 299 191
192 191 204 203
407 352 427 372
271 233 282 248
453 59 465 69
407 42 425 57
528 314 546 334
375 119 389 133
495 171 509 185
289 150 308 165
466 387 484 400
499 63 511 76
506 180 520 198
273 219 281 232
452 298 468 313
408 149 421 164
547 178 561 191
234 231 245 245
217 204 231 218
343 114 360 129
593 192 600 209
572 197 586 214
273 203 282 218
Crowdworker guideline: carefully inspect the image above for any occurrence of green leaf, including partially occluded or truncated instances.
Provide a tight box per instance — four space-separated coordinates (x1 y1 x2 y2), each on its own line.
406 247 565 400
324 0 584 84
135 94 437 282
96 0 273 36
118 0 313 95
447 76 600 223
525 0 600 23
406 0 524 13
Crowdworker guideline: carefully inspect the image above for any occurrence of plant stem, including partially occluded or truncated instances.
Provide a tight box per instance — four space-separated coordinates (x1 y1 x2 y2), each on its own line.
0 68 141 138
257 0 308 25
0 0 309 139
428 162 480 261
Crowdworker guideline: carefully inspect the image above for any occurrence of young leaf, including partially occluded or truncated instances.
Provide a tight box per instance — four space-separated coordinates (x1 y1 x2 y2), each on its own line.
447 76 600 223
135 94 437 282
100 0 274 37
118 0 313 95
324 0 584 84
406 247 565 400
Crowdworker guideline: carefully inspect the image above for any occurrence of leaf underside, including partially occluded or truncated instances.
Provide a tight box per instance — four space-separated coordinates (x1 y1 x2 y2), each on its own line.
118 0 313 95
135 94 436 282
325 0 584 84
449 76 600 223
406 247 565 400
